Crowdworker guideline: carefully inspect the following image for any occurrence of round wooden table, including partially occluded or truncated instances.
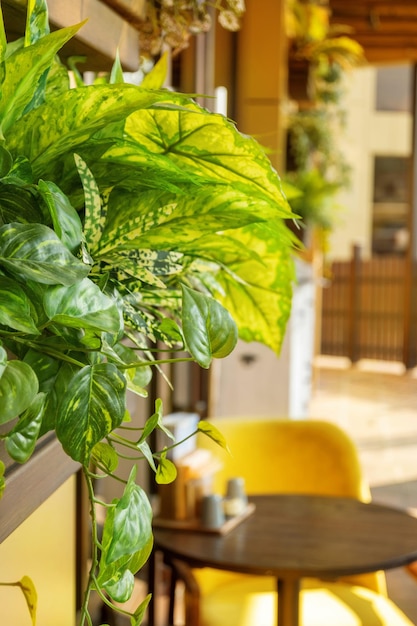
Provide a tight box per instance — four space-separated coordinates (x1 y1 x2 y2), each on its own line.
150 494 417 626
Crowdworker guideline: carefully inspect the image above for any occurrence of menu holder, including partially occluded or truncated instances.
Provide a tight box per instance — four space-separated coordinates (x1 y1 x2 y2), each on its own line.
153 502 256 535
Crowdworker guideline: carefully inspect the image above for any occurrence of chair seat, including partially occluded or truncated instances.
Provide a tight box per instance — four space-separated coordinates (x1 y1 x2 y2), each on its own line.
199 575 414 626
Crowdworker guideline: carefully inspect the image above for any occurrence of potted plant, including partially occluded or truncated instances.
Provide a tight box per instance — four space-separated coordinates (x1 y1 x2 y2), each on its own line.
0 0 296 623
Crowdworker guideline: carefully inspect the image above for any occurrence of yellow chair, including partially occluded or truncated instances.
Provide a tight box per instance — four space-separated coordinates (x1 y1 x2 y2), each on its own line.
169 417 414 626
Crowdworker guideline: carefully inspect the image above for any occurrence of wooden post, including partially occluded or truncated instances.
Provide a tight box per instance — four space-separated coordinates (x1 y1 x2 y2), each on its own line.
403 63 417 368
348 244 361 363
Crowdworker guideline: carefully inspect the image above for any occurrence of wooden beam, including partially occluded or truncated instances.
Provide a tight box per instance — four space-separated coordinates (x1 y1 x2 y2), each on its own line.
2 0 140 71
0 436 79 544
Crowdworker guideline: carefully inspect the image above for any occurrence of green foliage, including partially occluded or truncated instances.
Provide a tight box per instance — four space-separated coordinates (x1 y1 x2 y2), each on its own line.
0 1 296 624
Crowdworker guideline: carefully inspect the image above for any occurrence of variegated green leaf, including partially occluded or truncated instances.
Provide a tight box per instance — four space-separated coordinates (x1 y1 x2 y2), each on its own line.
5 392 45 463
0 276 39 334
104 467 153 564
98 187 270 255
37 179 83 252
124 105 294 211
0 360 39 424
74 153 105 251
0 223 90 285
181 284 238 368
25 0 50 45
43 277 122 335
213 221 295 353
97 495 153 594
0 21 84 136
7 85 192 177
56 363 126 463
0 184 43 226
103 568 134 603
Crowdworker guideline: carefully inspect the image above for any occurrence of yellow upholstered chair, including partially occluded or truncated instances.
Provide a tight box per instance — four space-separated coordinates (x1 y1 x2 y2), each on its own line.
169 417 414 626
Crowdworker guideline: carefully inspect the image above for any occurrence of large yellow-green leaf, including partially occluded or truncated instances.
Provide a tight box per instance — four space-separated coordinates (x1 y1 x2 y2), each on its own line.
56 363 126 463
213 221 296 354
6 85 193 177
0 21 83 135
125 105 293 211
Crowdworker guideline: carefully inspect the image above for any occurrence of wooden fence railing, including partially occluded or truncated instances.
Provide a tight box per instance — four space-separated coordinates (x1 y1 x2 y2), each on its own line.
320 246 417 367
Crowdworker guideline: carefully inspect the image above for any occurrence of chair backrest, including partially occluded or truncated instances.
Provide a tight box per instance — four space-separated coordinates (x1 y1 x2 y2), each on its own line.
196 417 386 594
197 417 371 501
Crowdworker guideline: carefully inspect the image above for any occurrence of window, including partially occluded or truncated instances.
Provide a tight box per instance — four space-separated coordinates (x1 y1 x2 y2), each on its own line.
375 65 413 113
372 156 410 255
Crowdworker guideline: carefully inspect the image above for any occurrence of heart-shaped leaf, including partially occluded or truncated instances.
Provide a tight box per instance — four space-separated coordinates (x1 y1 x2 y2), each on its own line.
105 468 153 564
43 277 122 335
181 284 238 368
0 360 39 424
6 392 45 463
0 223 90 285
56 362 126 464
0 276 39 334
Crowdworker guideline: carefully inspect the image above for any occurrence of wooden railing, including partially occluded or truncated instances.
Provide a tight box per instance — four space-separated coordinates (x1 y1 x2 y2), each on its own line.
321 246 417 367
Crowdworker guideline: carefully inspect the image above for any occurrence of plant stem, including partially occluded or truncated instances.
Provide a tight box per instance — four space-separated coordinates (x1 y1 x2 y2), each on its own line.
78 467 100 626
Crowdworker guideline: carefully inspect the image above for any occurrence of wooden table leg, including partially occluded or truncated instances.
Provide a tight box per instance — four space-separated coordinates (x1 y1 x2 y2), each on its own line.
277 578 300 626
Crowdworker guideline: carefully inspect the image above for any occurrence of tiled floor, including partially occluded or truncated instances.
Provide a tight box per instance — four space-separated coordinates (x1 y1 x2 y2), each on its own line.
310 356 417 624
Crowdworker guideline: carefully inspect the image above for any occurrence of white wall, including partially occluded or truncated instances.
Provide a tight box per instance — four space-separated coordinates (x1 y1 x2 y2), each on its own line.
0 477 76 626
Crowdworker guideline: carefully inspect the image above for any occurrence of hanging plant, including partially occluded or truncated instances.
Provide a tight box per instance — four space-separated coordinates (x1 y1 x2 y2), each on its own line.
136 0 246 57
0 0 295 623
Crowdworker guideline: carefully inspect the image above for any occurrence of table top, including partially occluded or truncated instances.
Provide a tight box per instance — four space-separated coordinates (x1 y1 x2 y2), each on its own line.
153 494 417 579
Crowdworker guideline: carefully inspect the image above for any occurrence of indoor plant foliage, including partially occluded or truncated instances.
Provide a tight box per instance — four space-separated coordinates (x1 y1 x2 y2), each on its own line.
0 0 295 624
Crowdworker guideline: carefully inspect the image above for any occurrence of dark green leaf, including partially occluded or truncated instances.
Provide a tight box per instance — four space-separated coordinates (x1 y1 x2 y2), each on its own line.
0 360 39 424
38 179 83 252
181 285 238 368
56 363 126 464
0 223 90 285
97 505 153 596
0 145 12 177
105 467 153 564
5 392 45 462
0 276 39 334
43 277 122 335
